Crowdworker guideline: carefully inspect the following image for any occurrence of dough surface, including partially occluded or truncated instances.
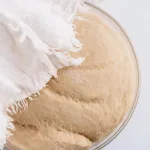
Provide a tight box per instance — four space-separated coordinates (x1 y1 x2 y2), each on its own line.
8 10 137 150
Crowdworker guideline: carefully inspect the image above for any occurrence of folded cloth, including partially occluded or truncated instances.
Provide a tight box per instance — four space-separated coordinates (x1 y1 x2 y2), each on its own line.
0 0 85 149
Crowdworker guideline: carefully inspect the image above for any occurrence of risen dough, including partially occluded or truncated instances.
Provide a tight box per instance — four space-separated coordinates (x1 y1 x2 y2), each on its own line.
8 10 137 150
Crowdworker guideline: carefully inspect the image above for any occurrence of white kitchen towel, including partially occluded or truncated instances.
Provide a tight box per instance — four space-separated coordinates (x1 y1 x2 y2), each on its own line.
0 0 85 149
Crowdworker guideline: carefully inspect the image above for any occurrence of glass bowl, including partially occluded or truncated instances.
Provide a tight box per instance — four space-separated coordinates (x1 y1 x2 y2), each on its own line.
5 2 140 150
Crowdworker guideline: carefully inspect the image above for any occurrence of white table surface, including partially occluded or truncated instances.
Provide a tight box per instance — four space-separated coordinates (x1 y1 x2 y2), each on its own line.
92 0 149 149
4 0 149 150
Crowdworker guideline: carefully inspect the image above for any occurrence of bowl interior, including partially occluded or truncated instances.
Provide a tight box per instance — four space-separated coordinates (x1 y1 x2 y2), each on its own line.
5 2 140 150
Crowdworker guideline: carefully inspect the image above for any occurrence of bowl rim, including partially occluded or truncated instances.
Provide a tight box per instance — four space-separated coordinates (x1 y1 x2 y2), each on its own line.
5 2 140 150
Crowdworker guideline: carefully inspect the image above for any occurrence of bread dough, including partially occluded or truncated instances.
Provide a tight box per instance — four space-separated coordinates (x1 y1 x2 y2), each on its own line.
8 10 137 150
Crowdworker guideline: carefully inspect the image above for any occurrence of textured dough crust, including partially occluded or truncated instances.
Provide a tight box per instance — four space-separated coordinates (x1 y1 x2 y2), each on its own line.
8 12 137 150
